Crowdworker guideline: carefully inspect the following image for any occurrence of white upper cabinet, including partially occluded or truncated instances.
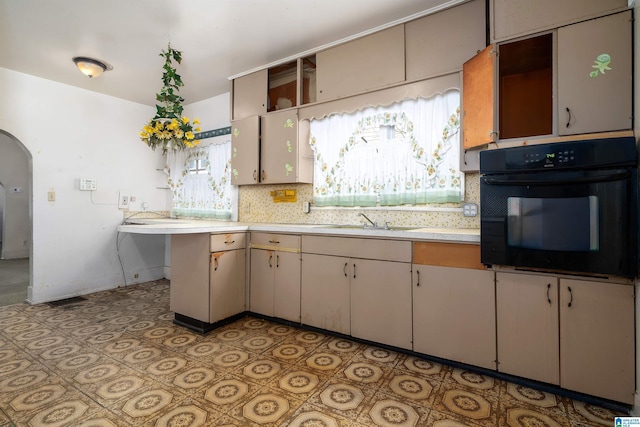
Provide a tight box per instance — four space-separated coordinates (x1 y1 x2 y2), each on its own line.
316 25 405 101
406 0 486 81
491 0 628 42
232 69 267 121
557 11 632 135
260 110 312 184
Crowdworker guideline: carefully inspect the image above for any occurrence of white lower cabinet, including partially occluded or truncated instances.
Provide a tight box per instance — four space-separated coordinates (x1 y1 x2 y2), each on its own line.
170 233 246 326
496 272 559 384
496 272 635 404
300 253 351 334
559 278 634 404
210 248 246 323
249 233 301 323
301 236 412 348
412 265 496 370
351 258 412 349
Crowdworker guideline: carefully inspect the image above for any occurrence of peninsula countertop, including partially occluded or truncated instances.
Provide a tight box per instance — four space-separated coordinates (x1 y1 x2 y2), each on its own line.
117 218 480 244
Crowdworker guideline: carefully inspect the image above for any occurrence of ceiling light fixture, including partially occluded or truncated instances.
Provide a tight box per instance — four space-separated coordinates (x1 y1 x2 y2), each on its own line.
72 57 113 78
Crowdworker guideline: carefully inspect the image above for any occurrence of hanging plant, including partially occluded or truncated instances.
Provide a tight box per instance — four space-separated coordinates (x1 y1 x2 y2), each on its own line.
139 44 201 153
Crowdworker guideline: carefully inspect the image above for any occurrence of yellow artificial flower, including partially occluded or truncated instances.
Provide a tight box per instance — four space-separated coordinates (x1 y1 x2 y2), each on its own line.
193 118 200 125
185 131 194 140
162 130 172 139
195 127 202 132
175 129 184 139
182 117 190 125
168 119 179 131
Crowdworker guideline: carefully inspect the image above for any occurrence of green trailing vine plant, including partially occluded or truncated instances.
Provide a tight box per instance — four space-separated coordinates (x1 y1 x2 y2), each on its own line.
139 44 201 153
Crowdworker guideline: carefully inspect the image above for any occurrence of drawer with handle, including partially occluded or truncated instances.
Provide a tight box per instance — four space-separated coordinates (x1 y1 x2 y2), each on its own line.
210 233 246 252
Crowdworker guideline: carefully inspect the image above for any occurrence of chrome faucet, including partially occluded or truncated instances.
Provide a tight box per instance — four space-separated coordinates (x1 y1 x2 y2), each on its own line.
358 213 377 228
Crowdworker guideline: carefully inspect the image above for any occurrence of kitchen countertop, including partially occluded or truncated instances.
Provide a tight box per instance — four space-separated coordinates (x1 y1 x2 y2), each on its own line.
117 218 480 243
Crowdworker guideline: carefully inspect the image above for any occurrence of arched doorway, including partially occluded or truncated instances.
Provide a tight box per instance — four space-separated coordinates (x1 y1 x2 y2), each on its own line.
0 131 31 306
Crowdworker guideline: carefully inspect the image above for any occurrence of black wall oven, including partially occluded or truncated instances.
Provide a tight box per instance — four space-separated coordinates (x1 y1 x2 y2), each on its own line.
480 137 638 278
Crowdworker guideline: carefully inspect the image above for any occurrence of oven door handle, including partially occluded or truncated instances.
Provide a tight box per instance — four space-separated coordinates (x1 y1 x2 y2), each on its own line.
482 171 630 186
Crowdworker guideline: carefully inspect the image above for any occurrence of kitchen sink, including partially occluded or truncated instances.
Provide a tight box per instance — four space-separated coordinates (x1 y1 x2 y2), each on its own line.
320 224 417 231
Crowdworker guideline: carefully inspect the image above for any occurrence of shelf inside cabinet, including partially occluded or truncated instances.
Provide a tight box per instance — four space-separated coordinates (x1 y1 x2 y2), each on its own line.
499 34 553 140
268 61 297 112
266 56 316 113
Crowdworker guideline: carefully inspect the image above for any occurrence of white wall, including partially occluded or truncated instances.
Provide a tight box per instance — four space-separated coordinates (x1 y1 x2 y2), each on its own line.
0 133 29 259
0 67 168 303
184 92 231 132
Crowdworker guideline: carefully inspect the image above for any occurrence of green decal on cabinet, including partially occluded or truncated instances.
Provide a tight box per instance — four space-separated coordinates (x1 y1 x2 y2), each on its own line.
286 141 292 153
233 127 240 137
590 53 611 78
232 169 238 178
233 147 237 158
285 163 294 176
284 119 294 128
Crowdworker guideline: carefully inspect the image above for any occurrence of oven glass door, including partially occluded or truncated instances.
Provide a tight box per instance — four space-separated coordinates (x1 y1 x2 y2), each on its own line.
480 168 638 277
507 196 598 251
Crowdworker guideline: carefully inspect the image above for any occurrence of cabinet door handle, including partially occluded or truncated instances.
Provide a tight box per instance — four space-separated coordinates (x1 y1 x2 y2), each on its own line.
262 170 266 181
565 107 572 128
416 270 420 287
213 256 219 271
268 240 280 244
224 240 235 245
253 170 257 181
268 255 273 268
353 263 356 279
567 286 573 308
276 254 279 268
546 283 551 304
343 262 348 277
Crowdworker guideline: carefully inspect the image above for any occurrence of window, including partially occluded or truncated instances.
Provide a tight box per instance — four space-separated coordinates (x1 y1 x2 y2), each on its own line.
309 90 463 207
188 159 208 175
166 136 235 219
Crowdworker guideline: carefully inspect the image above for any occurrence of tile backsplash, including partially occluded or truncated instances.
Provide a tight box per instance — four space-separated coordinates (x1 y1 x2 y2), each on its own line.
238 173 480 229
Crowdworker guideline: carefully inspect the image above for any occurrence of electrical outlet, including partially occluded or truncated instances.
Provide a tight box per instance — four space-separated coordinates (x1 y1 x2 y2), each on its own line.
47 191 55 202
118 192 129 209
463 203 478 217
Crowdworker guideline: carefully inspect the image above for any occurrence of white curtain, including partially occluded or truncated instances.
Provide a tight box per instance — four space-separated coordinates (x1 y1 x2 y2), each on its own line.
309 90 464 207
166 135 235 219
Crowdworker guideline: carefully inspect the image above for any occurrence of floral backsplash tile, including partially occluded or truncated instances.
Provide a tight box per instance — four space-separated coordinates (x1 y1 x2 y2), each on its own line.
238 173 480 229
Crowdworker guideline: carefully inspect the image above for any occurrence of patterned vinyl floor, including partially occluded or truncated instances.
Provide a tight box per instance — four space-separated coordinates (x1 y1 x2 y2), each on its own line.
0 280 628 426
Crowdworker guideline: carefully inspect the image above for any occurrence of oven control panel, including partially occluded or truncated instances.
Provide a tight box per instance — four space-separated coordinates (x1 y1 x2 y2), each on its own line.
479 137 636 174
522 148 577 168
